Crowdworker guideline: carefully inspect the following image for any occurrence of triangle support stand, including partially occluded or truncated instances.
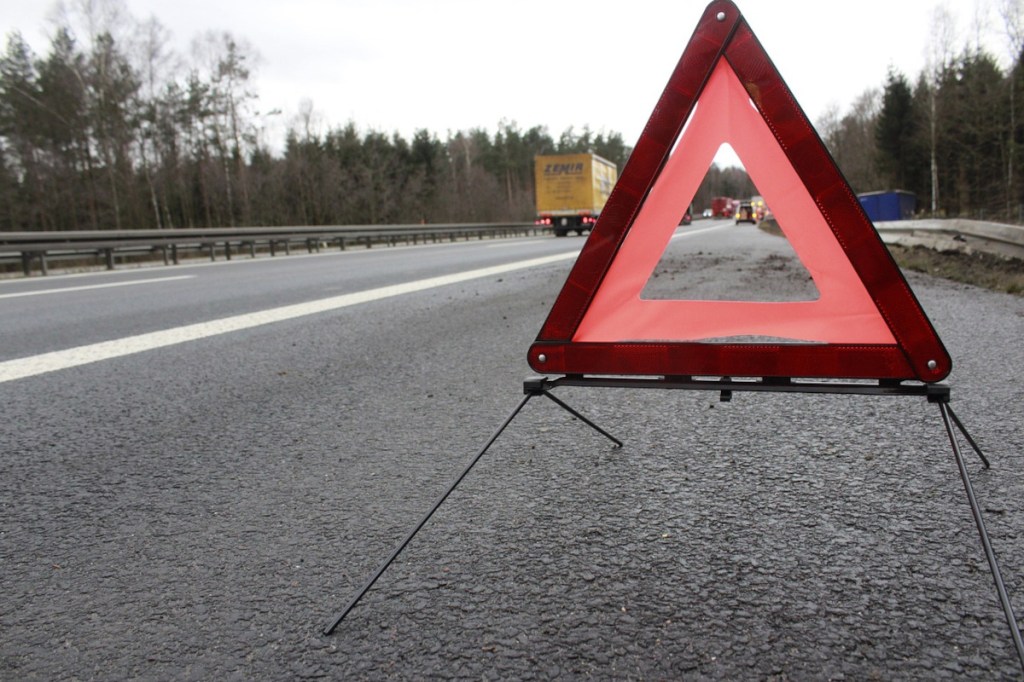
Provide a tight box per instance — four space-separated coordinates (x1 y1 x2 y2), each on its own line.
534 374 1021 672
323 373 1023 675
322 382 620 636
938 400 1024 669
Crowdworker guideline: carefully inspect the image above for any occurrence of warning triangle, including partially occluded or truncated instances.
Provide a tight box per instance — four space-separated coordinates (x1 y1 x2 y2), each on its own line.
528 0 951 382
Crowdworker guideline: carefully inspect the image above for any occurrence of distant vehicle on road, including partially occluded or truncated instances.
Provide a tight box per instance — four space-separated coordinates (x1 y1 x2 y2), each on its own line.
534 153 618 237
750 195 768 221
711 196 736 218
735 201 757 224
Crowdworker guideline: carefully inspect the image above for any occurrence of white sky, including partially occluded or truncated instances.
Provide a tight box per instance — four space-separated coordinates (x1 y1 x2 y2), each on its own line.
0 0 1013 156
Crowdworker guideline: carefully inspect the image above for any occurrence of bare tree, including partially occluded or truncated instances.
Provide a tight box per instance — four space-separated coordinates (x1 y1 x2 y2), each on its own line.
925 4 959 214
189 31 260 225
815 89 882 193
49 0 132 53
133 16 173 227
999 0 1024 216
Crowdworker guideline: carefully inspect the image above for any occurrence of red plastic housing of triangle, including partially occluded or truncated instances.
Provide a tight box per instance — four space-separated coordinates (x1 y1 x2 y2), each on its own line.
527 0 951 383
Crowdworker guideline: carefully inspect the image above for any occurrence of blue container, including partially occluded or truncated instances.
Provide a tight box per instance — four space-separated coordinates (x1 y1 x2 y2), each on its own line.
858 190 916 221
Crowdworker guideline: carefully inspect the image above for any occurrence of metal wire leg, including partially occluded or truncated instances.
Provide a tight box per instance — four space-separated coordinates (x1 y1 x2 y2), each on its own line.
938 402 1024 672
540 391 623 448
944 403 991 469
323 392 535 635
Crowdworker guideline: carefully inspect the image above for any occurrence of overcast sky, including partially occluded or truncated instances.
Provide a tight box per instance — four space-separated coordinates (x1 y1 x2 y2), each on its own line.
0 0 1013 156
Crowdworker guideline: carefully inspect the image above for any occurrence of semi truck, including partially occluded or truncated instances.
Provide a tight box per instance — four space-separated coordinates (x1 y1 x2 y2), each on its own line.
534 153 617 236
711 196 737 218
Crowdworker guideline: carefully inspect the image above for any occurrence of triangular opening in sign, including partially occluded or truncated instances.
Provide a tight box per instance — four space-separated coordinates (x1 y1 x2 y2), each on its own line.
528 0 951 381
641 148 819 304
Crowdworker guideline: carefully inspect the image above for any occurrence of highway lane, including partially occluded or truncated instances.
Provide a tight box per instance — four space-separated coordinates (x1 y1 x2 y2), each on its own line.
2 222 1024 679
0 221 735 373
0 234 583 363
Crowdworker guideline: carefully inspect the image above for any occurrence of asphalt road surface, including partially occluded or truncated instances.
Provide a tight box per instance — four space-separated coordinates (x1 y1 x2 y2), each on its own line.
2 222 1023 679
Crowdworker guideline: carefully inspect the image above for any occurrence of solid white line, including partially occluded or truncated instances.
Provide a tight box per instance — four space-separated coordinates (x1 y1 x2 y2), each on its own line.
484 238 551 248
0 252 578 384
0 275 195 300
671 223 730 240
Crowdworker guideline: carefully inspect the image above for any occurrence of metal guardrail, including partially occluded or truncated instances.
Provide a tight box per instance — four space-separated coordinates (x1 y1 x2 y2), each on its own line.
874 218 1024 261
0 223 541 276
3 218 1020 278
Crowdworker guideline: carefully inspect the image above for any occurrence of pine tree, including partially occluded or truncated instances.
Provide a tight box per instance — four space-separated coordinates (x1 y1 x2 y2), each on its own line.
876 69 920 191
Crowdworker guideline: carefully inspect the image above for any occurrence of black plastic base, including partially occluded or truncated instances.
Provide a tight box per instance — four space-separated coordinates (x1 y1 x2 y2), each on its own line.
526 373 950 401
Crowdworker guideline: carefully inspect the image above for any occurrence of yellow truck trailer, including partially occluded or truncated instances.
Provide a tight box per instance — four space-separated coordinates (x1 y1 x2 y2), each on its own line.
534 153 618 237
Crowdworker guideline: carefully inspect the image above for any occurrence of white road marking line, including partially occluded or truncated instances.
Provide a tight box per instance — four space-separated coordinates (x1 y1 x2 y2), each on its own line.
0 252 578 384
484 238 551 248
0 275 195 300
671 223 730 240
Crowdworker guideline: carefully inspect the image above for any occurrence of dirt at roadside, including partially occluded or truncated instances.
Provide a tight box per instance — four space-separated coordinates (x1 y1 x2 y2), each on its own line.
886 244 1024 296
758 220 1024 296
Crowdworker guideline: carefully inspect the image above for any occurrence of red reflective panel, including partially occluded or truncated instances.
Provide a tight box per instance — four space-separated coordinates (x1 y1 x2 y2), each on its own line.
529 342 914 381
528 0 950 382
573 60 893 346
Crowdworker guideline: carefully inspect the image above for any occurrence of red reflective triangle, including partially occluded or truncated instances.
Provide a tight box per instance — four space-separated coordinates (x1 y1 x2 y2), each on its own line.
528 0 951 382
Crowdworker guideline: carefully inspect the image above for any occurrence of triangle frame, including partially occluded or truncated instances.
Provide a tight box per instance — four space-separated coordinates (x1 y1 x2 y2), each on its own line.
574 59 895 346
527 0 951 383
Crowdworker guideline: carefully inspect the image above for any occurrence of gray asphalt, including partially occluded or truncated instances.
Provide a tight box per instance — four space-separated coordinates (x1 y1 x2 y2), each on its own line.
2 225 1023 679
0 234 581 359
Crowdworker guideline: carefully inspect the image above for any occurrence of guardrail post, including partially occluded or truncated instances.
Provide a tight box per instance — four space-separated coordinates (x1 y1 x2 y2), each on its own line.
105 248 115 270
225 241 232 261
160 246 169 266
339 237 346 251
20 252 31 276
249 241 256 258
40 252 48 275
209 243 216 262
171 243 179 264
284 240 291 255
